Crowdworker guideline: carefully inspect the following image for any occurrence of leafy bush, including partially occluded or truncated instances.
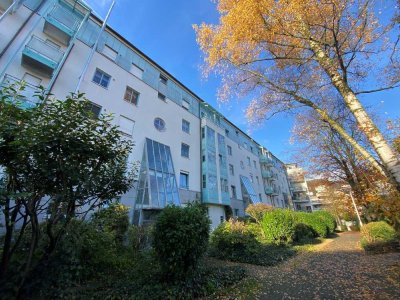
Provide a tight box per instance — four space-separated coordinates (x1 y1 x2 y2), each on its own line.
127 225 153 252
361 221 398 251
210 219 259 259
153 203 210 281
245 203 274 224
296 212 327 238
313 210 336 234
294 222 316 242
91 203 130 243
261 209 297 244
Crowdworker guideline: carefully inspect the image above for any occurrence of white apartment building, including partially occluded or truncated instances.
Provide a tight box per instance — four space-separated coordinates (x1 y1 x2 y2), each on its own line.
0 0 294 229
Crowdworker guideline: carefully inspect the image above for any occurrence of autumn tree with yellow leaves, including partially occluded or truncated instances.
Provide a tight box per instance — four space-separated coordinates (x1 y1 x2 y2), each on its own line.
194 0 400 191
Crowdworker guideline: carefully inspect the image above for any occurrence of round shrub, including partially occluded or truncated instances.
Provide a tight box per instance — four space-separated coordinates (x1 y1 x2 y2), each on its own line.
313 211 336 234
296 212 327 238
261 209 297 244
360 221 397 248
294 223 316 242
210 219 258 259
153 203 210 281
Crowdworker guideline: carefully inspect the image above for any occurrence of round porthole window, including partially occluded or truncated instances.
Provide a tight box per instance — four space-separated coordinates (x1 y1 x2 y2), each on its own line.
154 117 166 131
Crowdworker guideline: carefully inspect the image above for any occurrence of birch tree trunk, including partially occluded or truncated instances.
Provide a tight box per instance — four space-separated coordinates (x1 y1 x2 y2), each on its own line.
309 41 400 191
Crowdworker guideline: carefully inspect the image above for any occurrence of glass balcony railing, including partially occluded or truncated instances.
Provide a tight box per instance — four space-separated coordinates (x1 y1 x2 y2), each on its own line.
22 36 64 77
261 170 273 178
260 155 274 166
265 186 279 195
44 4 83 44
1 74 42 109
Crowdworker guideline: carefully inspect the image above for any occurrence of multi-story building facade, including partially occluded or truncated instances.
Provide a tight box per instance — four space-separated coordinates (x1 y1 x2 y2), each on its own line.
0 0 293 229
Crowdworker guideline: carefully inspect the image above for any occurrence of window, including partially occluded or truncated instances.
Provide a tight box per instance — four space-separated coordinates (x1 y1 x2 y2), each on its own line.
85 102 102 118
202 175 206 188
256 176 259 185
227 145 232 155
218 154 223 165
231 185 237 198
229 164 234 176
158 92 166 101
131 63 143 79
253 160 257 169
250 174 253 183
159 74 168 85
103 45 118 60
182 98 190 110
247 157 251 166
154 117 166 131
181 143 190 158
201 127 205 139
179 172 189 189
225 129 229 136
119 115 135 136
234 209 239 217
202 155 206 162
220 216 224 223
240 161 244 169
92 69 111 88
124 86 139 105
259 194 262 201
182 119 190 133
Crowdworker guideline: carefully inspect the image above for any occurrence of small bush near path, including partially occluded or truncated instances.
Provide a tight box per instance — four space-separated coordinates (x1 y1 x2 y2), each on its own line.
361 221 399 253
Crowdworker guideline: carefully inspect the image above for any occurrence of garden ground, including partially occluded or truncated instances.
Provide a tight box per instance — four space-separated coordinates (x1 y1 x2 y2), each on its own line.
209 232 400 299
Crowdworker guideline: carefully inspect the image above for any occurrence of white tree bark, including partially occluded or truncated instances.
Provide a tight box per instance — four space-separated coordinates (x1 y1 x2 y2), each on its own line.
310 41 400 190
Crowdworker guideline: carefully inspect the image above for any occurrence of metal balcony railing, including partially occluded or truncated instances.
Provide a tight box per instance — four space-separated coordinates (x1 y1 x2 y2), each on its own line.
1 74 42 108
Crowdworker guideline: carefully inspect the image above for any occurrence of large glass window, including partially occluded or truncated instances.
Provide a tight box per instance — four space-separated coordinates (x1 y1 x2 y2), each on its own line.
180 172 189 189
92 68 111 88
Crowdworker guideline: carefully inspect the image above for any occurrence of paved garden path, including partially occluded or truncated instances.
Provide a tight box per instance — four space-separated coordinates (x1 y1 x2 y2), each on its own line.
247 232 400 300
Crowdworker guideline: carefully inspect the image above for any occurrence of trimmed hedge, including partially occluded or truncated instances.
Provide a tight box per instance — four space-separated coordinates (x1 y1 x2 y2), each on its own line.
261 209 297 244
313 211 336 235
209 219 296 266
296 212 327 238
360 221 398 252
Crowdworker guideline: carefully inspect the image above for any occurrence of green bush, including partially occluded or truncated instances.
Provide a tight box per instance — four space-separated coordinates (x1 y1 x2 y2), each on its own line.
210 219 259 260
296 212 328 238
153 203 210 281
91 203 130 243
361 221 398 251
294 222 316 242
313 211 336 234
261 209 297 244
127 225 153 252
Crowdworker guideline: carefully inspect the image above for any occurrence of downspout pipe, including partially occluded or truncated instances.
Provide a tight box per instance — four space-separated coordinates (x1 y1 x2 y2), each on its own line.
74 0 115 94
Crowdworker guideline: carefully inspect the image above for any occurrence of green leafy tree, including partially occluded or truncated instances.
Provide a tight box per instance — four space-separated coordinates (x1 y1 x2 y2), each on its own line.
0 83 135 292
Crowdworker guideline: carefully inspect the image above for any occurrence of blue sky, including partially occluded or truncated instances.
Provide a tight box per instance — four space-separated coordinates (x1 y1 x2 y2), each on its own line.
84 0 399 163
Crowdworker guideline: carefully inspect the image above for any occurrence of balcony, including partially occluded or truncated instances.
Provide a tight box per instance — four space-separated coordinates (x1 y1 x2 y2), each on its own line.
0 0 13 12
1 74 42 109
43 4 83 45
260 155 274 166
22 36 64 77
291 186 308 192
261 170 272 179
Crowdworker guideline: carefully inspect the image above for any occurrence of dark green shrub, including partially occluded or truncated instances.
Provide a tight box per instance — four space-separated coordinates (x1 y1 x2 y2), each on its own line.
361 221 398 252
91 203 130 244
261 209 296 244
294 222 316 242
210 219 259 259
313 211 336 234
153 203 210 281
127 225 153 252
296 212 328 238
